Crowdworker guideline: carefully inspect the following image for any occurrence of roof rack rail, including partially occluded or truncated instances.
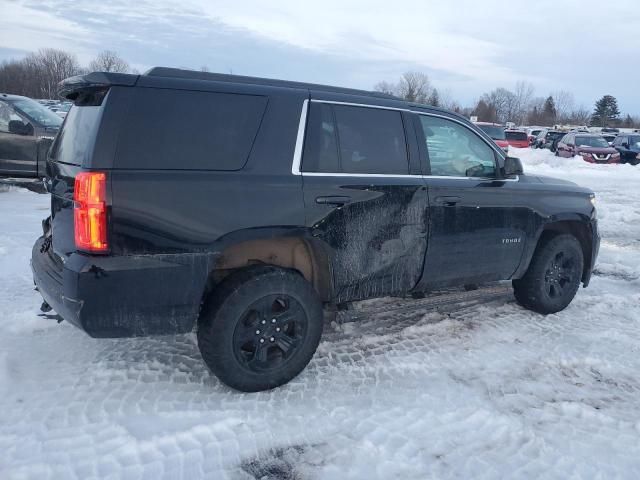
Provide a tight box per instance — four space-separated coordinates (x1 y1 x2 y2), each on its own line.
144 67 397 100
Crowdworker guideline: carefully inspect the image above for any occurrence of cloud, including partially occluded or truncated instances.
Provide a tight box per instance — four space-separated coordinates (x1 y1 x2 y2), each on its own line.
0 1 91 56
1 0 639 113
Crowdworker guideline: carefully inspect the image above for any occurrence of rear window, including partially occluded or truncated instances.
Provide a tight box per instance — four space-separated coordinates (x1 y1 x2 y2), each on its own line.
505 131 527 141
302 102 408 175
476 124 506 140
50 105 103 165
116 88 267 170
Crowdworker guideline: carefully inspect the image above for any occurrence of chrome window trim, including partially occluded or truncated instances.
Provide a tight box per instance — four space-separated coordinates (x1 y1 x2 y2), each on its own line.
291 98 517 182
310 98 411 112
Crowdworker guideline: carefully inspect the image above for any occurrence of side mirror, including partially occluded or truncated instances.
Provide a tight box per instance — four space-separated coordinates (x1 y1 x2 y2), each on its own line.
622 142 629 149
8 120 33 136
504 156 523 177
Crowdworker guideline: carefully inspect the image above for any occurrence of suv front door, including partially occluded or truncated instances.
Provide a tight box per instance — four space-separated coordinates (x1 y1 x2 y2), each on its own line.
414 112 528 288
298 99 429 303
0 101 37 177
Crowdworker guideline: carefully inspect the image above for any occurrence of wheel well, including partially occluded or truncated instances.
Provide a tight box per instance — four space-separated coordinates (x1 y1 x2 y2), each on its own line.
203 237 332 302
539 221 593 282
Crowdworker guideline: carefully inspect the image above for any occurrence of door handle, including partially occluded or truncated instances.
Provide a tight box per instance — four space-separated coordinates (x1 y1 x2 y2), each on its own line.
434 195 461 206
315 195 352 206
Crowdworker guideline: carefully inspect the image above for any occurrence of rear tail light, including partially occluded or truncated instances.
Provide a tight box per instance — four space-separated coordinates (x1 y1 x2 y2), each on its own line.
74 171 108 252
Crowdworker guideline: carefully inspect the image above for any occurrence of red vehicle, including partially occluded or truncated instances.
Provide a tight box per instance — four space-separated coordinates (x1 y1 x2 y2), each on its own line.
556 133 621 164
505 130 529 149
474 122 509 153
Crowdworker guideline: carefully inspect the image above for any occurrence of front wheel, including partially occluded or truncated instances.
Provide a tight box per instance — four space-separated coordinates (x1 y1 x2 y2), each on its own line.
513 234 584 314
197 266 323 392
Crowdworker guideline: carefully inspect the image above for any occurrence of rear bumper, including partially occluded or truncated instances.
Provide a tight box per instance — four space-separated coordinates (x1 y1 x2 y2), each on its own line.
31 236 214 338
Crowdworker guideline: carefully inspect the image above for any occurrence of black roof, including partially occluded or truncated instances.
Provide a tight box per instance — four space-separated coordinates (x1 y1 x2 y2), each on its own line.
144 67 397 100
56 67 468 122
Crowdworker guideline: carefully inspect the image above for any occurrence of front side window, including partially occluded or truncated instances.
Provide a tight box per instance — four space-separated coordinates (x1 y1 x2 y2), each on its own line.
0 101 24 133
420 115 496 178
302 102 409 174
10 97 62 128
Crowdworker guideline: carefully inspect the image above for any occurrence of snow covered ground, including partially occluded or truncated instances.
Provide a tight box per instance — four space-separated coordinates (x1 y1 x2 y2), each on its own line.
1 148 639 479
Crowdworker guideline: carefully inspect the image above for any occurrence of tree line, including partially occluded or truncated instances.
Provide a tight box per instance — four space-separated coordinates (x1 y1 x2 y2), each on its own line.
0 49 636 128
0 49 132 100
375 71 638 128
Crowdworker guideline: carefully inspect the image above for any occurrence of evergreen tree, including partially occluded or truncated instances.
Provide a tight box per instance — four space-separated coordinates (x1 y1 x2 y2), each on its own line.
542 96 556 125
427 89 440 107
591 95 620 127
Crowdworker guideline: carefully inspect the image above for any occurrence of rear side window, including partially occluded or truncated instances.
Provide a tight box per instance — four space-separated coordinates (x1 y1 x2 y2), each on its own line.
302 102 408 174
50 105 102 165
505 131 527 141
117 88 267 170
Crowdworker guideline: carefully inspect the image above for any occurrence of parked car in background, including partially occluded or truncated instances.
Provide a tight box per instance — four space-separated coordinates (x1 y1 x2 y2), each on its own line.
0 93 62 178
50 102 72 118
612 134 640 165
527 128 543 145
602 133 617 146
31 68 599 392
556 133 621 163
505 130 529 148
474 122 509 153
533 129 565 151
601 127 619 134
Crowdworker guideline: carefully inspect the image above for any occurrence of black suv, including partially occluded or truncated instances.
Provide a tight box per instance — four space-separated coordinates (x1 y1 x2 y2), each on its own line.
533 129 566 151
612 134 640 165
31 69 599 392
0 93 62 177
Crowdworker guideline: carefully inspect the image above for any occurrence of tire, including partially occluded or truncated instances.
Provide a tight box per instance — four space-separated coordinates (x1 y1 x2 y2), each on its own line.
197 266 323 392
513 234 584 314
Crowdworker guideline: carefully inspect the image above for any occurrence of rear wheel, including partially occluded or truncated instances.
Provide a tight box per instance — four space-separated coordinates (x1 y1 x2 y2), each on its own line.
197 266 323 392
513 234 584 314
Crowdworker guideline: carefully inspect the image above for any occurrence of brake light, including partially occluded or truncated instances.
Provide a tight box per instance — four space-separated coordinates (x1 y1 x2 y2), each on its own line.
74 171 108 252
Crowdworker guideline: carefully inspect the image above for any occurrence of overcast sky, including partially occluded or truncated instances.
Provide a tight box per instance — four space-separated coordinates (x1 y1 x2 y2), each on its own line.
1 0 639 114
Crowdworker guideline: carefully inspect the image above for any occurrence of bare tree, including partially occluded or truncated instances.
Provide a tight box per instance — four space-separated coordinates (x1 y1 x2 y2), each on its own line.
34 49 83 98
0 49 82 98
373 80 396 96
396 71 431 104
89 50 130 73
481 88 515 123
512 81 535 124
373 72 432 103
553 90 575 123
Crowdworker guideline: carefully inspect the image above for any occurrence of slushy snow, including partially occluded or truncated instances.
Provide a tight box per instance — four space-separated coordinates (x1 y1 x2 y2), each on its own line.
1 148 639 479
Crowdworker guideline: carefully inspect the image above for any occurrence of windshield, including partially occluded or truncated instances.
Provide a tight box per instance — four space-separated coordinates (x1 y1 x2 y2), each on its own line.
576 136 609 148
547 132 565 140
10 97 63 128
506 131 527 141
477 124 506 140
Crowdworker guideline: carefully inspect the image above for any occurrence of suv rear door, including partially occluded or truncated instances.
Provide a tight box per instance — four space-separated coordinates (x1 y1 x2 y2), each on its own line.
414 112 527 288
298 97 428 303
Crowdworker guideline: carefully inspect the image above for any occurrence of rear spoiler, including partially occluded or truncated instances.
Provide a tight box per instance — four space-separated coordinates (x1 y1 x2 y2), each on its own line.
58 72 139 100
